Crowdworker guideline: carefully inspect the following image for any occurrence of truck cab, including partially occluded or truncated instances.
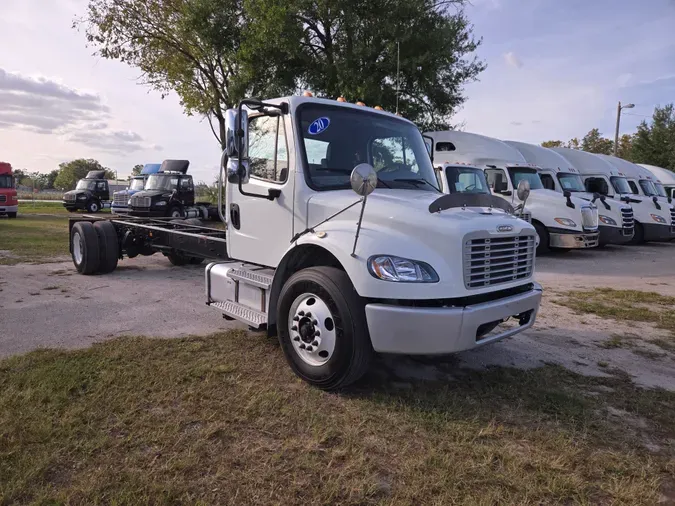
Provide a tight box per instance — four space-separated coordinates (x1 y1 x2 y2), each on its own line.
62 170 110 213
0 161 18 218
112 163 161 214
504 141 634 246
553 148 674 243
129 160 194 218
639 163 675 200
425 131 599 254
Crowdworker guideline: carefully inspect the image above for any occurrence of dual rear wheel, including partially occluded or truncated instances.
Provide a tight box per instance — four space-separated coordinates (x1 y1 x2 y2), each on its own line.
70 221 119 275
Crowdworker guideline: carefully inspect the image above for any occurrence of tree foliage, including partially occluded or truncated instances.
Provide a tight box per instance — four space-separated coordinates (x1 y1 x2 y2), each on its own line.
80 0 485 144
53 159 111 190
631 104 675 171
540 140 563 148
131 164 144 176
580 128 613 155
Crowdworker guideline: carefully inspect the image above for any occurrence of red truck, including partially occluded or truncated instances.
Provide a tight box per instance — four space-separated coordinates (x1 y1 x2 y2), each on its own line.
0 162 18 218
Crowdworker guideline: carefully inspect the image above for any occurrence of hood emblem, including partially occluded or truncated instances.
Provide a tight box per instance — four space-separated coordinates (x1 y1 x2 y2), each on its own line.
497 224 514 232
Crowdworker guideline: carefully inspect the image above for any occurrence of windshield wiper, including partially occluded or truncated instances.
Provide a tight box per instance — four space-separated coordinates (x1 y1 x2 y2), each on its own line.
393 178 441 192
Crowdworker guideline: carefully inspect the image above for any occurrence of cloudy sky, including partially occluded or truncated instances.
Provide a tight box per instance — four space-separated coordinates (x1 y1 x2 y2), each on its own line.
1 0 674 181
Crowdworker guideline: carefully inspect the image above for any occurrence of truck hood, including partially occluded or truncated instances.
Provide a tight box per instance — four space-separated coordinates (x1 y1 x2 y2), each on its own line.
132 190 169 199
63 189 92 199
525 188 592 209
306 189 532 239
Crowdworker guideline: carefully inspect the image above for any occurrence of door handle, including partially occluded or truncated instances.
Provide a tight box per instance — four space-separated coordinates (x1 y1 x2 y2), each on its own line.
230 203 241 229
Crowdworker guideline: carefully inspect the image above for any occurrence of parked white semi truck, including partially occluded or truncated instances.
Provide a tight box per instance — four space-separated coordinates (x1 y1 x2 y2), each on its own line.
638 163 675 200
68 96 543 390
425 131 599 254
552 148 675 243
504 141 634 246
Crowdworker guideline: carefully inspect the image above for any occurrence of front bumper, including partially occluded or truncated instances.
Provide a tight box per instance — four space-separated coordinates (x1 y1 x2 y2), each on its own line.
599 225 633 245
549 228 599 249
643 222 675 242
111 205 130 215
365 283 543 355
0 204 18 213
63 201 86 210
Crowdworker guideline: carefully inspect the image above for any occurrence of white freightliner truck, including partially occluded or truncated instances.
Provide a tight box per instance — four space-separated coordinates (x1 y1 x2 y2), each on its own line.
552 148 675 243
638 163 675 200
504 141 634 246
67 96 543 390
425 131 599 255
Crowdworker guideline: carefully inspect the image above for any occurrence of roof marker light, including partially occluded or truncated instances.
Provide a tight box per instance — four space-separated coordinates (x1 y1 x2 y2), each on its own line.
303 91 313 97
337 96 346 102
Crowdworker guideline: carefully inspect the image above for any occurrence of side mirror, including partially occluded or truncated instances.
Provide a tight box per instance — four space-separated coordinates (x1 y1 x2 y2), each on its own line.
563 189 571 198
224 108 250 184
517 180 531 202
350 163 378 196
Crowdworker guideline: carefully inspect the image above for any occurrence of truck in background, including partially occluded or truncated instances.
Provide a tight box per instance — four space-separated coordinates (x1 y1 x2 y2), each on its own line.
62 170 110 213
111 163 161 214
0 162 18 218
425 131 599 255
639 163 675 200
68 95 543 390
552 148 675 243
128 160 217 219
504 141 634 246
597 154 673 209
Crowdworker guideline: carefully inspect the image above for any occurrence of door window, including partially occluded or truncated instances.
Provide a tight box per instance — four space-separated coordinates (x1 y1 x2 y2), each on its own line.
485 168 508 190
540 173 556 191
248 115 289 183
627 180 639 195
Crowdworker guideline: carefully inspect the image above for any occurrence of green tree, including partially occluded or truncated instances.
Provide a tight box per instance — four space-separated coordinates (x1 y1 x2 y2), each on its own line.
566 138 581 150
53 159 110 190
131 164 144 176
616 133 633 161
541 140 563 148
631 104 675 170
580 128 613 155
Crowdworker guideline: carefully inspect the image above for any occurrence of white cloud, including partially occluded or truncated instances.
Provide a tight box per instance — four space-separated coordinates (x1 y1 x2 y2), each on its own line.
504 52 523 69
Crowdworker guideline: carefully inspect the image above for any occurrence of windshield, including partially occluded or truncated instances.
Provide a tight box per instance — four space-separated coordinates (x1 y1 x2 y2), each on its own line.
557 173 585 192
639 179 658 197
507 167 544 190
654 182 668 198
129 178 145 191
145 174 178 191
610 176 632 195
0 175 12 189
445 166 489 194
76 180 96 191
297 104 438 191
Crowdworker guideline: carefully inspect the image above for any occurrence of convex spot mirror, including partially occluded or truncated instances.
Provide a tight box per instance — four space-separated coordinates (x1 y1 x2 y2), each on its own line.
350 163 378 197
224 108 250 184
517 179 531 202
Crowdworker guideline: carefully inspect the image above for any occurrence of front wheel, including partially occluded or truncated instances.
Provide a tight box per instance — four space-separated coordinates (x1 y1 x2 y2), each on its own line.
533 222 550 255
168 206 183 218
86 200 100 213
629 222 645 245
7 212 17 218
277 266 373 391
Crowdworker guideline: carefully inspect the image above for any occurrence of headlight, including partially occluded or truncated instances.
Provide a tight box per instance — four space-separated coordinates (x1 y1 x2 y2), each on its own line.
598 215 617 226
368 255 439 283
554 217 577 227
651 214 667 224
77 195 87 200
155 201 167 206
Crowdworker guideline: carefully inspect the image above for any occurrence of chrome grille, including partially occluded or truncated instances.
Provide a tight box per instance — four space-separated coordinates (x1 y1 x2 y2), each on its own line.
131 195 151 208
621 207 634 230
64 194 76 202
670 207 675 224
0 195 6 203
464 234 536 289
113 193 129 205
581 206 598 230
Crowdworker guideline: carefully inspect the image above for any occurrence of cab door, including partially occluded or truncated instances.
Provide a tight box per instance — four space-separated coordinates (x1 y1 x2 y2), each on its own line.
226 113 295 267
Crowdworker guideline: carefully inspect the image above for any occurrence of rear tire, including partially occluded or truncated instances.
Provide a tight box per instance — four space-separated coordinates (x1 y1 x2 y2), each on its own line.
7 212 16 218
166 252 190 266
93 221 119 273
71 222 100 275
277 266 373 391
533 221 550 255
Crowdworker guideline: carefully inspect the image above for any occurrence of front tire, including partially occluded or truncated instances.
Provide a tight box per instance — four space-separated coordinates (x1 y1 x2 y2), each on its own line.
533 221 550 255
277 266 372 391
7 212 16 218
629 222 645 245
168 206 183 218
86 200 100 213
71 222 100 275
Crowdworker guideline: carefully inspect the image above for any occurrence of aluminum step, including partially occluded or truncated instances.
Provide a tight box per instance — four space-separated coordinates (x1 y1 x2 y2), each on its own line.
209 300 267 329
227 268 275 289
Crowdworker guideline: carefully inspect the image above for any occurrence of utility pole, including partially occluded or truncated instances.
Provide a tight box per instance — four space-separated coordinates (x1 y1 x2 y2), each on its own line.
614 101 634 156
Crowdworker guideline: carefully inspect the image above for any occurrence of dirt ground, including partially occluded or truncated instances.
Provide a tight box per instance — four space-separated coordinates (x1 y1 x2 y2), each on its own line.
1 242 675 390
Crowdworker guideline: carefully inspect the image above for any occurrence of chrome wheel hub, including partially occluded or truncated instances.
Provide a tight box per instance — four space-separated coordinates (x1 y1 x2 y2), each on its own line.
288 293 336 367
72 231 83 264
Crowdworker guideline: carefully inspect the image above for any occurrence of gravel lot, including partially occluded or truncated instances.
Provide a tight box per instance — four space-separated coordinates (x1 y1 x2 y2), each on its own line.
2 243 675 390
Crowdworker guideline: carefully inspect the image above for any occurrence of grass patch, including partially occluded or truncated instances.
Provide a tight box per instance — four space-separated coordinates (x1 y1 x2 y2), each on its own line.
0 214 69 264
16 201 110 216
0 331 673 504
557 288 675 340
